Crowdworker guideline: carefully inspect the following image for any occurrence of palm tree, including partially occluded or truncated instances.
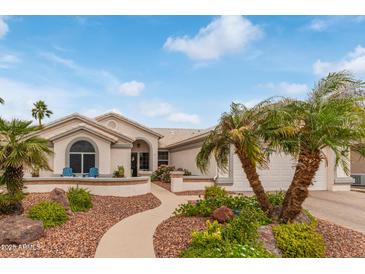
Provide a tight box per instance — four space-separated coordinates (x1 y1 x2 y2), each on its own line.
196 101 274 214
0 97 4 104
0 119 52 196
31 100 53 128
268 71 365 222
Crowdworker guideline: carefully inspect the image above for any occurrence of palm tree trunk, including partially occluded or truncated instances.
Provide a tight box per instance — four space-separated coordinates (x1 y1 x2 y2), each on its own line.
3 166 24 196
280 149 321 223
236 151 273 215
38 118 42 128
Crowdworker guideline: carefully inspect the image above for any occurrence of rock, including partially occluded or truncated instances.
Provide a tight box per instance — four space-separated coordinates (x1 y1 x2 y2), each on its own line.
0 201 24 215
258 225 282 257
49 188 72 215
292 211 312 225
212 206 234 223
0 216 44 244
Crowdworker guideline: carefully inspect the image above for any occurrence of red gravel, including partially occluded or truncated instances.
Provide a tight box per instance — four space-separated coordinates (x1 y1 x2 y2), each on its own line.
0 192 161 258
153 216 365 258
153 216 209 258
317 219 365 258
152 181 171 191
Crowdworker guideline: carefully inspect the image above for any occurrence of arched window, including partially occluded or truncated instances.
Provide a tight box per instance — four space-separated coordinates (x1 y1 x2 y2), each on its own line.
69 140 96 174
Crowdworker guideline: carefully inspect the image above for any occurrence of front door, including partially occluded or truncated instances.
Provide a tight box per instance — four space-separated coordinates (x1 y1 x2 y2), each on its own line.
131 153 138 177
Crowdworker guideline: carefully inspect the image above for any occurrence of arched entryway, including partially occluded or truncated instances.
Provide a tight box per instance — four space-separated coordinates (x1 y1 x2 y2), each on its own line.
66 139 98 174
131 139 151 177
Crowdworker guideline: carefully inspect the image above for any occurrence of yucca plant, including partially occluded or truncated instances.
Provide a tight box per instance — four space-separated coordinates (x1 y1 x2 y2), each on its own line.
196 101 275 214
264 71 365 222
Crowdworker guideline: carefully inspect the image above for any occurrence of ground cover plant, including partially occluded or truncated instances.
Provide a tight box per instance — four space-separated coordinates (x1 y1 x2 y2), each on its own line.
175 186 325 258
28 201 68 228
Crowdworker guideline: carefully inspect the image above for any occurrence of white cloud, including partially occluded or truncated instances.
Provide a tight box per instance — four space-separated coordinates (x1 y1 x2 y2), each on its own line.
0 77 87 121
119 81 145 96
139 101 200 125
163 16 262 60
313 45 365 76
0 54 20 69
258 82 308 95
308 19 329 32
139 101 174 117
0 17 9 39
167 113 200 125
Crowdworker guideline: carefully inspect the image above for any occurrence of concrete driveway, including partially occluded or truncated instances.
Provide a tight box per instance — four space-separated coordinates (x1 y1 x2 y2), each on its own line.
303 191 365 233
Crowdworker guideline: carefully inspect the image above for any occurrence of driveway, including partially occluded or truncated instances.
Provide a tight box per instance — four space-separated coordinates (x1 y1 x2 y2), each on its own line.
304 191 365 233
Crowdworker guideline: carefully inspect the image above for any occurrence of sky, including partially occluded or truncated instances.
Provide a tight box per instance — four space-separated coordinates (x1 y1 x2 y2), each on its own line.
1 15 365 129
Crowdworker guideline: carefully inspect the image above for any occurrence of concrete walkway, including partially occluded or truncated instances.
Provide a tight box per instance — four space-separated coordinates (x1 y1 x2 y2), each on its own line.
95 184 196 258
304 191 365 233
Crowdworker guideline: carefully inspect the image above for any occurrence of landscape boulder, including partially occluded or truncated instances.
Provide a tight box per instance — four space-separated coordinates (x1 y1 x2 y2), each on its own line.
258 225 282 257
292 211 312 225
212 206 234 223
49 188 72 215
0 215 44 244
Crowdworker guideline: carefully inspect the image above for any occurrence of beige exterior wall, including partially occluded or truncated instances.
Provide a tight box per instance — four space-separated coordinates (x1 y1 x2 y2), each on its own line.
52 132 112 175
111 147 132 177
98 117 159 171
169 144 217 177
351 151 365 174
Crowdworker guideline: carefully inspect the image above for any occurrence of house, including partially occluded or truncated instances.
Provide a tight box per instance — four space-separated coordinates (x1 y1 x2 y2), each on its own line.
26 112 353 192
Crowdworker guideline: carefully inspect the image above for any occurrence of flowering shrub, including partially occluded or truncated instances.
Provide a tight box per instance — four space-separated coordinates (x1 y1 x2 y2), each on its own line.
151 165 175 183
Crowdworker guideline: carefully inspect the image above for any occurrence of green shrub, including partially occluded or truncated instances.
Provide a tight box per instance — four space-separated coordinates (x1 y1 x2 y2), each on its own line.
204 185 227 200
113 166 125 178
273 223 325 258
0 192 25 214
67 187 93 212
267 191 285 206
176 168 192 176
151 165 175 183
222 206 271 245
181 220 273 258
28 201 68 228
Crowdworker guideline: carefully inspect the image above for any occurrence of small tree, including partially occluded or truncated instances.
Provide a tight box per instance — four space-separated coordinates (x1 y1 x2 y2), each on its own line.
265 71 365 222
31 100 53 128
196 101 275 214
0 119 52 196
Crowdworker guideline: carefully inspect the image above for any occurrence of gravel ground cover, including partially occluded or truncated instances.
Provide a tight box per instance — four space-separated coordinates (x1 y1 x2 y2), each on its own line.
317 219 365 258
0 192 161 258
153 216 209 258
153 216 365 258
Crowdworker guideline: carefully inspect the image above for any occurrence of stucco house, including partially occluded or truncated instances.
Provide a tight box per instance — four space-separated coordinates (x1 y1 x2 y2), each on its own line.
25 112 353 192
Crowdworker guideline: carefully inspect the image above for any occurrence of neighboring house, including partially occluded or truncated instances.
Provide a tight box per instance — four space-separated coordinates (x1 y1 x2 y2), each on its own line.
351 151 365 186
26 112 352 191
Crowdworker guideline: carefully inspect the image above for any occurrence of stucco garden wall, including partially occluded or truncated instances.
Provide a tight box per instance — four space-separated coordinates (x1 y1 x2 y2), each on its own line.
111 147 132 177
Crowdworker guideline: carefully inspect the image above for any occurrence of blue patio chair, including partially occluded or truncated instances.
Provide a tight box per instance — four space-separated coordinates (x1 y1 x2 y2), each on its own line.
88 167 99 178
61 167 74 177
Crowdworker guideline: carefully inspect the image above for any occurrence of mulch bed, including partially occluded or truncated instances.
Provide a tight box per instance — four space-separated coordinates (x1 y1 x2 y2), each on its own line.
0 192 161 258
153 216 209 258
153 216 365 258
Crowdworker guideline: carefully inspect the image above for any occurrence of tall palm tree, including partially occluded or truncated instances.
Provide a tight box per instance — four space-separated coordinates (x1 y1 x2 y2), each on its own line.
0 119 52 196
31 100 53 128
267 71 365 222
196 101 274 214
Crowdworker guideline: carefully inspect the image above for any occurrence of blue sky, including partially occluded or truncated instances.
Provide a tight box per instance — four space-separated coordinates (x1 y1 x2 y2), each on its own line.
1 15 365 128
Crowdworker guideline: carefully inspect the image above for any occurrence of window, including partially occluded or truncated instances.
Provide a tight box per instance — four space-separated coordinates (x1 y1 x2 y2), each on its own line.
69 140 96 174
139 153 149 170
158 151 169 166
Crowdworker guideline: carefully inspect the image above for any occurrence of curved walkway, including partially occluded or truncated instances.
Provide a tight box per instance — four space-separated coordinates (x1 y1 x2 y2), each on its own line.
95 183 197 258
